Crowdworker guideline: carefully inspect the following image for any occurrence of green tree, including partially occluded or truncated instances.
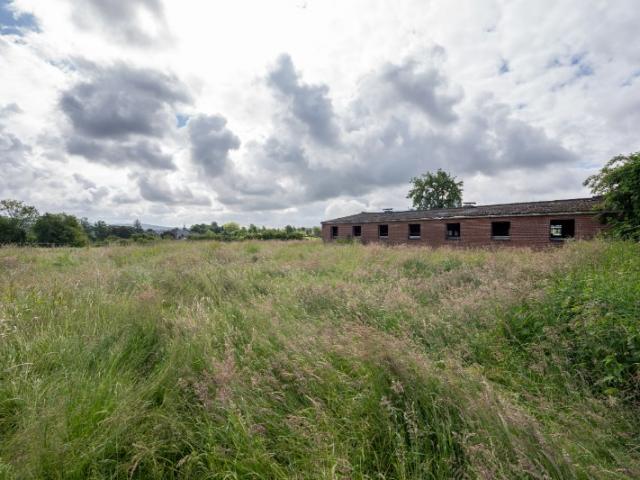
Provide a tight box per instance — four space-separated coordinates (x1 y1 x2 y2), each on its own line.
80 217 95 240
0 199 39 244
0 216 27 244
190 223 211 234
584 152 640 240
407 169 463 210
33 213 89 246
0 199 39 228
93 221 110 241
133 219 143 233
222 222 240 234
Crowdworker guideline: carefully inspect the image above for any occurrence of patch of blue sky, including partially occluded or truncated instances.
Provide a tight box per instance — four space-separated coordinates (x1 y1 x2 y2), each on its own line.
0 0 38 35
622 70 640 87
176 114 190 128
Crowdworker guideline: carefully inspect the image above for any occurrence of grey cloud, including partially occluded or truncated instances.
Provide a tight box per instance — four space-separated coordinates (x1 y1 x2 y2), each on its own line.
213 51 576 211
138 176 211 206
66 137 175 170
267 54 340 146
188 114 240 177
70 0 169 47
0 126 49 195
73 173 96 189
111 192 140 205
71 174 110 203
0 103 22 116
61 63 191 170
61 64 190 139
381 57 461 124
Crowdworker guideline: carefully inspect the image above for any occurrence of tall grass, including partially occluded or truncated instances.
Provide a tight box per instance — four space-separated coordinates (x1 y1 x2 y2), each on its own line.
0 239 639 478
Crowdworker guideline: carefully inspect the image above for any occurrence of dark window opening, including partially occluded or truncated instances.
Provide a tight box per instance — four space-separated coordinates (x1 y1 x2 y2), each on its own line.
331 226 338 238
446 223 461 239
352 225 362 237
550 219 575 240
409 223 421 238
379 224 389 238
491 221 511 239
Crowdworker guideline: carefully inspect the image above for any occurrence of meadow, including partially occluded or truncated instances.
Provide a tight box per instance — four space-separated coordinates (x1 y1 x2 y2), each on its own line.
0 239 639 479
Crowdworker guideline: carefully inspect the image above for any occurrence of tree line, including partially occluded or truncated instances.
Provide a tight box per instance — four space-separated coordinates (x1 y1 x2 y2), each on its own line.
0 200 320 247
2 151 638 246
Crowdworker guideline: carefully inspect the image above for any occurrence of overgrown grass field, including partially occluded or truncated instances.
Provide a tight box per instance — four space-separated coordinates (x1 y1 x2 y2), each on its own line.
1 239 639 479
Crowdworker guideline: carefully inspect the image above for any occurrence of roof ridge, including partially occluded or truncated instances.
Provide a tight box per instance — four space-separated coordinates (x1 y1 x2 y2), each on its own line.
322 196 601 224
359 196 599 216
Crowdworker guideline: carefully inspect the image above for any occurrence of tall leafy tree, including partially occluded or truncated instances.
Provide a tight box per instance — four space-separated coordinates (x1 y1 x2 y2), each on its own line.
0 199 39 229
0 199 39 244
407 169 463 210
584 152 640 240
33 213 89 247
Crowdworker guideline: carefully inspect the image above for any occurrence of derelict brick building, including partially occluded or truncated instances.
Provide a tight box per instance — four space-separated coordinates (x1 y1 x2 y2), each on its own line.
321 197 605 248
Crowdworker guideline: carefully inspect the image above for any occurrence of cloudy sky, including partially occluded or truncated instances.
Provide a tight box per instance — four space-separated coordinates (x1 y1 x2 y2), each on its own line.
1 0 639 227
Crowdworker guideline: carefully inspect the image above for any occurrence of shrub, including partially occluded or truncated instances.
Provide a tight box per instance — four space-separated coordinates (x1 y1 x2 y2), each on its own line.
585 152 640 240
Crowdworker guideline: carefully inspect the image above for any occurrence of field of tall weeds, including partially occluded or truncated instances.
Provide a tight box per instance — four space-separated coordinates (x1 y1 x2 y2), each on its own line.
0 239 639 479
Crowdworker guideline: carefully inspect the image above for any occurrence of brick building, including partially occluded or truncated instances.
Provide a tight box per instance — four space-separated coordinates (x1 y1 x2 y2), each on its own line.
321 197 605 248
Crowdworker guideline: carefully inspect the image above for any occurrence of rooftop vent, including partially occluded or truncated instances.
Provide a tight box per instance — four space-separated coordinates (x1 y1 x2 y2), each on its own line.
382 208 394 213
463 202 477 207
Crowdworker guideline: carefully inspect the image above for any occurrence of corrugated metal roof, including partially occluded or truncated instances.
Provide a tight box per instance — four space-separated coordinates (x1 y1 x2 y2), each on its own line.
322 197 602 224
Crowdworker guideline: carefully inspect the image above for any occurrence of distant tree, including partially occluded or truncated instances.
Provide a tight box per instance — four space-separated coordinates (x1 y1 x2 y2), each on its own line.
0 216 27 244
33 213 89 246
108 225 136 239
285 225 295 234
210 221 222 233
584 152 640 240
0 199 39 244
407 169 463 210
0 199 39 229
80 217 95 240
93 221 110 241
222 222 240 234
133 219 143 233
190 223 211 234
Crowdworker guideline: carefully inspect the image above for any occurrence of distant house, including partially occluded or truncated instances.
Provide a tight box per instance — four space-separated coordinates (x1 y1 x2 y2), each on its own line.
321 197 606 248
162 228 191 240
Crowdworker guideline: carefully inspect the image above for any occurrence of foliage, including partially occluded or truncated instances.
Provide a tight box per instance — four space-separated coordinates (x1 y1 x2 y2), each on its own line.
407 169 463 210
496 241 640 399
1 240 639 478
584 152 640 240
0 216 27 244
0 200 39 244
187 224 315 242
32 213 89 246
0 198 317 247
0 199 39 229
222 221 240 233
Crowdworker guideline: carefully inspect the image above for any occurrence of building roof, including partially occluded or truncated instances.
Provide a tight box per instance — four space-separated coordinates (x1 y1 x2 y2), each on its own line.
322 197 602 225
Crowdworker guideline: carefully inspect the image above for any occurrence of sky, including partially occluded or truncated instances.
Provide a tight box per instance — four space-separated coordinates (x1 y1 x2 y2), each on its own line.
1 0 639 227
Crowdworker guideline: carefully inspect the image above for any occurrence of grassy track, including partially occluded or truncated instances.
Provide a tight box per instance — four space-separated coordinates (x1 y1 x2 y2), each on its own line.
0 239 639 479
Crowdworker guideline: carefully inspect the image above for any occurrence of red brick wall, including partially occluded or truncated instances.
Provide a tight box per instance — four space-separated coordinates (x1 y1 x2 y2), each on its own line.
321 214 605 247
